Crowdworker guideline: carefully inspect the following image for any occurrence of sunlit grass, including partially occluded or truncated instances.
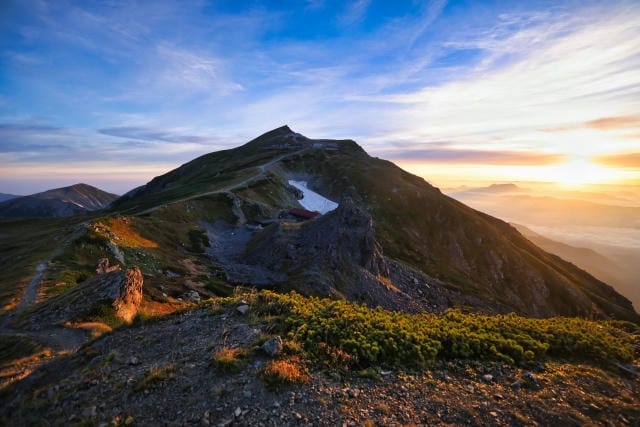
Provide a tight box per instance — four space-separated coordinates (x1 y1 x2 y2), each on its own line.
93 216 158 248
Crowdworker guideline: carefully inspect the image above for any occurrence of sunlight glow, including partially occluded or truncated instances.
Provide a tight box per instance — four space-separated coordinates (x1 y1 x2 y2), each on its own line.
543 158 624 188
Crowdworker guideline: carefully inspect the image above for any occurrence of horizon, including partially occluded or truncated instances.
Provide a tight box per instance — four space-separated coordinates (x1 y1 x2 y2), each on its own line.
1 1 639 195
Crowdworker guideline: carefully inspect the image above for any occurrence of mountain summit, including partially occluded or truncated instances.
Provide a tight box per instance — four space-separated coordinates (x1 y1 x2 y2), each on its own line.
0 183 118 218
111 127 637 321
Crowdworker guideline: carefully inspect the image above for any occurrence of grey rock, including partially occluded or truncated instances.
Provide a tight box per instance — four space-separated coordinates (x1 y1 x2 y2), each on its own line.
236 304 249 315
481 374 493 383
262 336 283 356
182 290 201 302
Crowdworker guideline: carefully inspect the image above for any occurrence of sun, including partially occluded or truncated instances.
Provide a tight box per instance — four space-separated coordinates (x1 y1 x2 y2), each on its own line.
544 157 622 188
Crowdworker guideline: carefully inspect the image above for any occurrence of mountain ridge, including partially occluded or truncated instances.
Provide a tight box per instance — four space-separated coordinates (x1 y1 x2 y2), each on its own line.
0 183 118 218
108 126 638 321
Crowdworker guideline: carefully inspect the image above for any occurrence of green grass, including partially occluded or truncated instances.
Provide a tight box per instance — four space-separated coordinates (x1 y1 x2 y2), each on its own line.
0 334 44 365
0 217 87 310
235 291 635 370
80 299 126 329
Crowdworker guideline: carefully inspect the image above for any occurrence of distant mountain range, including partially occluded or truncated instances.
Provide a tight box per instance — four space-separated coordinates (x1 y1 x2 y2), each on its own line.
449 185 640 228
0 183 118 218
513 223 640 311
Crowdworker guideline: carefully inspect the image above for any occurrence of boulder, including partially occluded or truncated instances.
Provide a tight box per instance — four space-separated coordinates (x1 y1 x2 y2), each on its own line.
261 336 283 356
112 267 144 323
182 290 201 302
95 257 121 274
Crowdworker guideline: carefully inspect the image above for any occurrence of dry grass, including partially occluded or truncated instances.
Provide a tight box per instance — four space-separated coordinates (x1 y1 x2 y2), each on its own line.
259 357 310 388
135 364 176 391
376 274 400 292
64 321 112 338
94 216 158 248
211 347 247 372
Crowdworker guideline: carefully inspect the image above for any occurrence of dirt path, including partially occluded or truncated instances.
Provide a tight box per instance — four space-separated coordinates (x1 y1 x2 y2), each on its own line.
0 222 90 351
12 223 88 314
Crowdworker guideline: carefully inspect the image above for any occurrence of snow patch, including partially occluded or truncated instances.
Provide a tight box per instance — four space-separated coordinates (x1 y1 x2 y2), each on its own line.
288 180 338 214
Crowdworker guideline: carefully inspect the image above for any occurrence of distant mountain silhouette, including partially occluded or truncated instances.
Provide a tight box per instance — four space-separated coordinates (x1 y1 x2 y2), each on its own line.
0 183 118 218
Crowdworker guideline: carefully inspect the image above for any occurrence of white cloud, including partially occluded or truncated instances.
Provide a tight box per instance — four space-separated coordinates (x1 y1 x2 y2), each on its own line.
155 44 244 94
371 5 640 159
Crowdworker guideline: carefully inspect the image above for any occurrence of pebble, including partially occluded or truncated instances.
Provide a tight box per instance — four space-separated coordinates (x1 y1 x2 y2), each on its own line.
482 374 493 383
234 407 242 418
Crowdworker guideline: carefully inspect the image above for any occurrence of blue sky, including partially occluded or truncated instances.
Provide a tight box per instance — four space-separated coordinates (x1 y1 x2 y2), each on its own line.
1 0 639 194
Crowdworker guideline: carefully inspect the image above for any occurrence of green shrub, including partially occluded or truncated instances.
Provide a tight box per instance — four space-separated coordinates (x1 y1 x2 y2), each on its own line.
248 291 635 370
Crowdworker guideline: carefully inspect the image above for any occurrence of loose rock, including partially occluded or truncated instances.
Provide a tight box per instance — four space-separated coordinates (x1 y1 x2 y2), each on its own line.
262 336 283 356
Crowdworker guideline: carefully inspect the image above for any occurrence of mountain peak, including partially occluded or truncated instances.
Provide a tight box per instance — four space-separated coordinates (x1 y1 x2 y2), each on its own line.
0 183 118 218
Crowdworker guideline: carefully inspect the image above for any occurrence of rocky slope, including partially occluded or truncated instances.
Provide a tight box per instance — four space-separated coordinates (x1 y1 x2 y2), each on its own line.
1 298 638 426
0 183 118 218
110 126 637 321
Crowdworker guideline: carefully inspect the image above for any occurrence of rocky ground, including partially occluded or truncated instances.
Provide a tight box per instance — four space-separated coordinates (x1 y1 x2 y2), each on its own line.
1 302 638 426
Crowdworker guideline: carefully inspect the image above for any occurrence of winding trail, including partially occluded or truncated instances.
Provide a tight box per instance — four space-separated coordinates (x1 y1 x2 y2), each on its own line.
0 222 90 351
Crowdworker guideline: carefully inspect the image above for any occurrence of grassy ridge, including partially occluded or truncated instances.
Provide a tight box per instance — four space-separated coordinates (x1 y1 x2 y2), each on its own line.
245 291 635 370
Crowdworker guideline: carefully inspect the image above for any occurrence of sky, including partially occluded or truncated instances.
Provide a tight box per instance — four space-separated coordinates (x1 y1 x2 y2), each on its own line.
1 0 639 195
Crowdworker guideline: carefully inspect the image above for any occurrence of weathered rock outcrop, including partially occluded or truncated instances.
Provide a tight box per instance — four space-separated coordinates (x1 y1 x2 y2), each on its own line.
238 194 425 311
112 267 143 323
17 265 144 328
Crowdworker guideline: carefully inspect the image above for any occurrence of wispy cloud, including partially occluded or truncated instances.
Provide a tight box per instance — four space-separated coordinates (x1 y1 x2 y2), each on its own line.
154 44 244 94
380 148 564 165
98 126 210 143
0 123 69 136
337 0 371 27
597 152 640 168
369 4 640 158
586 115 640 130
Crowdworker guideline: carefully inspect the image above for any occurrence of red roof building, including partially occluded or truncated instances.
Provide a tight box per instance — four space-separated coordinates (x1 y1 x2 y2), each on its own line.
288 208 320 219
